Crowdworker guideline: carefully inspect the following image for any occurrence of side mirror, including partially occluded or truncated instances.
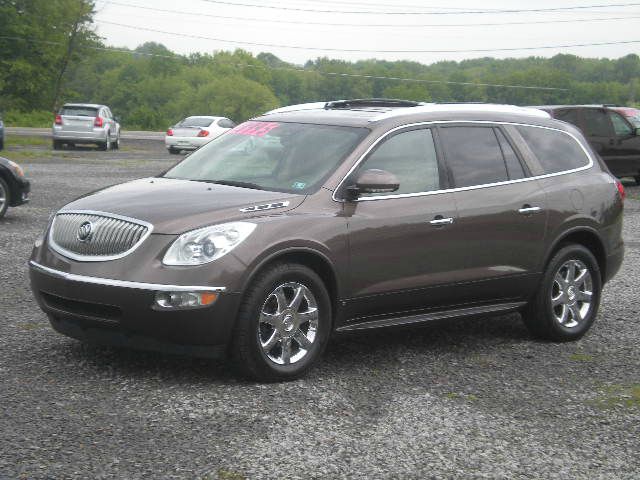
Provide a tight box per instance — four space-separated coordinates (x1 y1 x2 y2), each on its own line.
347 169 399 199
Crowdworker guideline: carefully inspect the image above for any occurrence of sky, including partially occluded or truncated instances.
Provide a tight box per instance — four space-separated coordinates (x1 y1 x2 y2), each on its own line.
94 0 640 65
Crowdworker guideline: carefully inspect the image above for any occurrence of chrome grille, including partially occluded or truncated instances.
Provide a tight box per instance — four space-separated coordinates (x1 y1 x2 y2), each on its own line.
49 211 152 261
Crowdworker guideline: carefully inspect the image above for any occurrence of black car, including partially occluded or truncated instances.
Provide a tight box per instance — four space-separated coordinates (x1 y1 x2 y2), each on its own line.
534 105 640 183
0 115 4 150
0 156 30 218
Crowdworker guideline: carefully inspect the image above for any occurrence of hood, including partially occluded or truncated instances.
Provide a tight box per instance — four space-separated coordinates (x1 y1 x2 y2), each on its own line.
61 177 305 234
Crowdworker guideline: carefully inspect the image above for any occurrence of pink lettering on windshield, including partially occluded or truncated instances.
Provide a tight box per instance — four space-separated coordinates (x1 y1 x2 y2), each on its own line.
231 121 280 137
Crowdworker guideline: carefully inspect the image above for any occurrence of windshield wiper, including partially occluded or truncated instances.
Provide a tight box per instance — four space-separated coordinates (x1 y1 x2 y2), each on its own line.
202 180 265 190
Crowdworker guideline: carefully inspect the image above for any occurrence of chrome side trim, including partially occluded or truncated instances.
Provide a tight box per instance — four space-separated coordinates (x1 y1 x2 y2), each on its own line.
332 120 595 203
48 209 154 262
239 201 290 213
29 261 226 293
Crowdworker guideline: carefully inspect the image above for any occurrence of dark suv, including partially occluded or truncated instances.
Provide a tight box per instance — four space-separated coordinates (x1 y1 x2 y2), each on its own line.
535 105 640 183
29 100 625 381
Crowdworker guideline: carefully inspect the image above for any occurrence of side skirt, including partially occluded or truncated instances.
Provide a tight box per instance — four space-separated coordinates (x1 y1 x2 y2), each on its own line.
336 301 526 333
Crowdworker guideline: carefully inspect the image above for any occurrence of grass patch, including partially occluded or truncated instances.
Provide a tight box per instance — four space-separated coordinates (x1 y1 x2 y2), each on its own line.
569 352 594 362
594 385 640 409
446 392 478 402
216 469 246 480
5 134 50 147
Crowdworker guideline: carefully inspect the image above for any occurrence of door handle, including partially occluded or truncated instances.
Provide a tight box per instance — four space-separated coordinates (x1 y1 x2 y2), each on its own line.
429 216 454 226
518 205 542 215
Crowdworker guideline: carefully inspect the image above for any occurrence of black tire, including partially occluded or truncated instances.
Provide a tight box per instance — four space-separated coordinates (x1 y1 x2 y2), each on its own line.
99 133 111 151
52 140 63 150
112 135 120 150
522 244 602 342
0 138 4 151
635 175 640 185
0 176 10 219
231 263 332 382
168 147 181 155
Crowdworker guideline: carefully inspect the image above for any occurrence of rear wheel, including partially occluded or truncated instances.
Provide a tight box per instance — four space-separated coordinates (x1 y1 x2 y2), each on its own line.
52 140 63 150
231 263 332 381
100 134 111 151
168 147 181 155
522 244 601 342
0 177 10 219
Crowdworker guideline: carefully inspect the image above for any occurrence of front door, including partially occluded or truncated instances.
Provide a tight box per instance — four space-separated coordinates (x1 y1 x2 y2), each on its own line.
607 110 640 178
343 127 465 320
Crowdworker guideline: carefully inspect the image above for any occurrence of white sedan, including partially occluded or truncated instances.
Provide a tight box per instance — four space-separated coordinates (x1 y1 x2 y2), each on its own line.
165 116 236 154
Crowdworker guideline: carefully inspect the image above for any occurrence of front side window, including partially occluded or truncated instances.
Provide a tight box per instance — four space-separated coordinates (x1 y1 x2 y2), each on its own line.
517 125 590 174
582 109 612 137
609 112 633 136
355 128 440 196
439 126 508 188
164 121 368 194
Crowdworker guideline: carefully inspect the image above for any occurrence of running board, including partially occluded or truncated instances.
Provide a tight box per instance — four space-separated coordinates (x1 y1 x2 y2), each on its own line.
336 301 526 333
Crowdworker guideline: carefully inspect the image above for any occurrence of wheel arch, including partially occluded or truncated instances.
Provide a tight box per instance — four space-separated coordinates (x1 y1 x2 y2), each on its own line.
240 247 341 322
544 227 607 280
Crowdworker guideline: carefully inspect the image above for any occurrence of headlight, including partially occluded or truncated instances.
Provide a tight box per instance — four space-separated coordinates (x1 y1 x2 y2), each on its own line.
163 222 256 266
7 160 24 178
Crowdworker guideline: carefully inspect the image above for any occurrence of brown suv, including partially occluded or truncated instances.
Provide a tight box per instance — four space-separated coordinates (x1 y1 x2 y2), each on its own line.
29 100 625 381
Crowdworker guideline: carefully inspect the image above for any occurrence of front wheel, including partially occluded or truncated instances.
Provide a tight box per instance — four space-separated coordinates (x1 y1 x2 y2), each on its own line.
231 263 332 381
0 177 9 218
99 134 111 151
112 134 120 150
522 244 602 342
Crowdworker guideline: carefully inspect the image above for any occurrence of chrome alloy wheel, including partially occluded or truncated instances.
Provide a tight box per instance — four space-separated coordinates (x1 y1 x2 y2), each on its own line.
0 181 6 213
258 282 319 365
551 259 594 328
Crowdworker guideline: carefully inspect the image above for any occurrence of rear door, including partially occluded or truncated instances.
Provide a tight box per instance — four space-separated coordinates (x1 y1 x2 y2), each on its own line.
581 108 619 170
59 106 97 133
437 124 548 303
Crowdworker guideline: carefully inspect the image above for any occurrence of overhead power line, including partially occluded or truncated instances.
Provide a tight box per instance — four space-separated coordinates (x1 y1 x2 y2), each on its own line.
196 0 640 15
97 19 640 54
0 35 568 91
104 2 640 28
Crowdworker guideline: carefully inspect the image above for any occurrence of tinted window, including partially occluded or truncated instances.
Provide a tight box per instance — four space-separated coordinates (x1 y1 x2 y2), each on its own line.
609 112 633 136
179 117 215 127
554 109 579 126
582 109 611 137
60 106 98 117
517 126 590 174
357 128 440 196
439 127 508 187
496 129 525 180
218 118 236 128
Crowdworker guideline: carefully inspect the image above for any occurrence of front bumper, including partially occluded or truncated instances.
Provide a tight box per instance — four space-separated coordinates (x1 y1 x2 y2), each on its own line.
29 261 241 357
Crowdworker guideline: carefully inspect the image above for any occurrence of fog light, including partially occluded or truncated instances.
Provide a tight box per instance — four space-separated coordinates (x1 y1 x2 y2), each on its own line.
154 291 218 309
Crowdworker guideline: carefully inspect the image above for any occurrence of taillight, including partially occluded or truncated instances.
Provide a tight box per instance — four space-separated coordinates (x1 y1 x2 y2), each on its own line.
197 130 209 137
54 114 62 125
615 179 626 202
94 116 103 127
166 128 173 136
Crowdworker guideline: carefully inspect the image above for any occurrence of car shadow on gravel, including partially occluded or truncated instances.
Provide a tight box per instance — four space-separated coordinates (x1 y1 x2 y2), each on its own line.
38 313 531 384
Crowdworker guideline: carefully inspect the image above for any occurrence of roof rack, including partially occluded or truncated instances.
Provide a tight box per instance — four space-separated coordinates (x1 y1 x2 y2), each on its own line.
324 98 424 110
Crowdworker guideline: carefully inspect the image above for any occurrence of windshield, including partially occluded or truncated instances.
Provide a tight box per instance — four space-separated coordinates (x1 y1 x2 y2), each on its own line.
164 121 368 194
60 106 98 117
178 117 215 128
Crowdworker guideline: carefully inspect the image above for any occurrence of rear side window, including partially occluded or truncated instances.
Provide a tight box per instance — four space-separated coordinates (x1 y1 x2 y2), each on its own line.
357 128 440 196
516 126 590 174
60 106 98 117
582 109 612 137
609 112 633 136
218 118 236 128
495 129 526 180
439 126 508 188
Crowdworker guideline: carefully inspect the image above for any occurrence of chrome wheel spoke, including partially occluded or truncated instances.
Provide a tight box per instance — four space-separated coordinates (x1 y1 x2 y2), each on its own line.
259 311 279 326
551 258 594 329
281 338 292 364
551 292 565 306
293 329 312 350
567 261 577 283
574 268 588 284
558 304 569 324
289 285 305 310
261 330 280 351
297 307 318 325
576 290 592 302
273 288 288 314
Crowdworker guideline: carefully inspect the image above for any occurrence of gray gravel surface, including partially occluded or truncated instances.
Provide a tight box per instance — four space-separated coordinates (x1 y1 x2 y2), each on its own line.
1 138 639 479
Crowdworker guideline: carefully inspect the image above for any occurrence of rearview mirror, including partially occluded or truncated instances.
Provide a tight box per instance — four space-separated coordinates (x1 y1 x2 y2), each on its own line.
347 169 399 199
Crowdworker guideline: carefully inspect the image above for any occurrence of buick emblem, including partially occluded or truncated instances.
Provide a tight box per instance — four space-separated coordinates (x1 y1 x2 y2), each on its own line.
77 221 94 242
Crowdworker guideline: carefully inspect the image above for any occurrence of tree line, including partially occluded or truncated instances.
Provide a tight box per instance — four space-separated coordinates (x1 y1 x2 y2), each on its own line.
1 1 639 130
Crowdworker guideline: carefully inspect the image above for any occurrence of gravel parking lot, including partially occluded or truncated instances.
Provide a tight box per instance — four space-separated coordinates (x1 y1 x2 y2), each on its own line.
1 136 639 479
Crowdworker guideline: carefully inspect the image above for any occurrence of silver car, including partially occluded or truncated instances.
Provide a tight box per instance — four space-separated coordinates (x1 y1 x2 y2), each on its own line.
52 103 120 151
